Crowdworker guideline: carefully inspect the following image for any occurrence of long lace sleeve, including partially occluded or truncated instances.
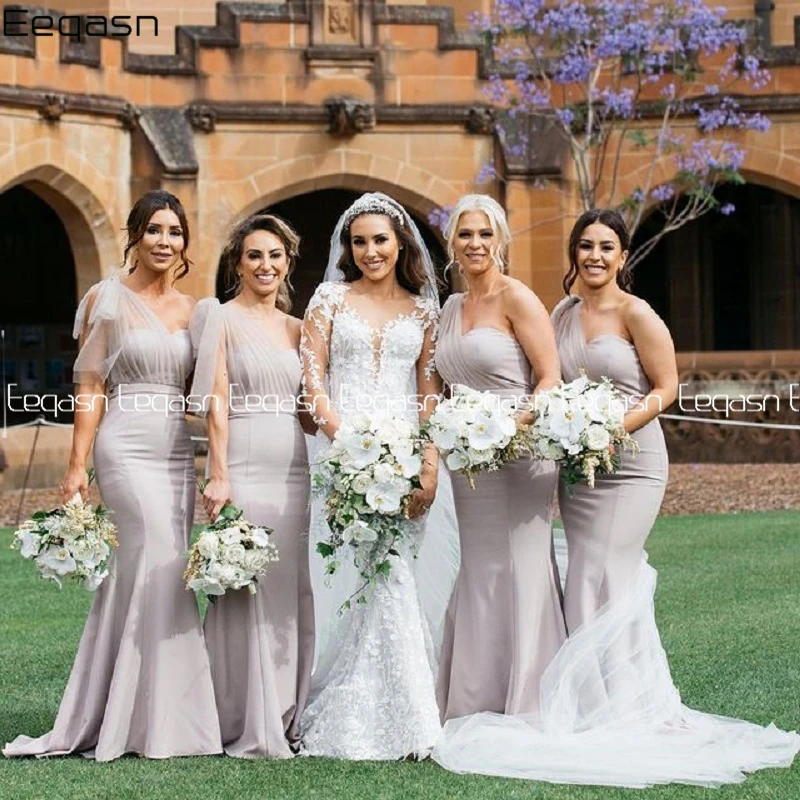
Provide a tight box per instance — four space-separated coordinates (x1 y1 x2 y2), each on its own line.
300 282 343 436
72 277 123 385
417 295 441 396
189 298 226 417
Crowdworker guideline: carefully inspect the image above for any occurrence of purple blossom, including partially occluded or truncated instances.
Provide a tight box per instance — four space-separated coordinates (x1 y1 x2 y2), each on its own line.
719 203 735 215
476 163 499 185
427 206 453 235
651 184 676 202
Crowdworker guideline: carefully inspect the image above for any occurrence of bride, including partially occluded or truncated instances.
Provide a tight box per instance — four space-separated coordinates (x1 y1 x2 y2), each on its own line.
298 192 458 760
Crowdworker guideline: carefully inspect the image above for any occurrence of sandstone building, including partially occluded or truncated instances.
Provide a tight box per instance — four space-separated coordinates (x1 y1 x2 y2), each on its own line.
2 0 800 463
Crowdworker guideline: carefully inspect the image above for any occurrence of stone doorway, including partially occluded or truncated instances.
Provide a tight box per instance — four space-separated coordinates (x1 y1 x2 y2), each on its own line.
0 184 78 423
632 183 800 352
216 188 450 317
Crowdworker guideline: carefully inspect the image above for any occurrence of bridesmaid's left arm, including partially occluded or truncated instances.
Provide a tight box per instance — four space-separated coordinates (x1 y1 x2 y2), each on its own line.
506 282 561 424
623 299 679 434
408 308 442 521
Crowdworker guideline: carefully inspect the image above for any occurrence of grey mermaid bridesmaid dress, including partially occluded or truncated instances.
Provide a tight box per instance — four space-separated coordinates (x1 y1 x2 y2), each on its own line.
190 299 314 759
552 295 669 632
432 295 799 786
4 275 222 761
435 293 566 721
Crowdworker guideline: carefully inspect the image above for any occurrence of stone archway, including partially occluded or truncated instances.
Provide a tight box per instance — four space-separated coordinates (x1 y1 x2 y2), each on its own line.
216 187 450 317
0 159 121 300
0 166 118 423
632 182 800 351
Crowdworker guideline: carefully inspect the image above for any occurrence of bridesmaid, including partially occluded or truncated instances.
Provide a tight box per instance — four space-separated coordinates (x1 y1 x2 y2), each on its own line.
3 191 222 761
190 213 316 758
435 194 566 721
552 208 677 632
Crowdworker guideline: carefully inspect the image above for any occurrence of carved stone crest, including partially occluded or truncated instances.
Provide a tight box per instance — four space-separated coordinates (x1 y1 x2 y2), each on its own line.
328 5 353 35
187 106 217 133
466 106 496 136
38 93 66 122
325 97 375 137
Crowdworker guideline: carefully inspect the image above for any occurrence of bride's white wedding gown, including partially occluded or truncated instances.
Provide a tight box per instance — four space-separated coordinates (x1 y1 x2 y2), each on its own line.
299 281 458 760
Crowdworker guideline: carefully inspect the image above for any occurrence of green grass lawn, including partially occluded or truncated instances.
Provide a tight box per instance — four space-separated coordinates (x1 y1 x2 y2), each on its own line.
1 512 798 800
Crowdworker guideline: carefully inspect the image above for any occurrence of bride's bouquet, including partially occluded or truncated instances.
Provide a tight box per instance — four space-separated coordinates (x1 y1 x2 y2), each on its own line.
12 491 118 591
424 384 534 488
313 411 423 610
184 499 279 599
531 374 638 487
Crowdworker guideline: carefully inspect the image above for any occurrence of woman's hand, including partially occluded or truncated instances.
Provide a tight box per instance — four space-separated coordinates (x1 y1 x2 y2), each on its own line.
60 464 89 504
515 409 535 428
406 465 438 520
202 477 231 522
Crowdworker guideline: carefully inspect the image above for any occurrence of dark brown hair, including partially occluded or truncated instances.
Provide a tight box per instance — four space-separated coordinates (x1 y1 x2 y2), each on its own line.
123 190 192 280
337 210 429 296
564 208 632 294
219 213 300 313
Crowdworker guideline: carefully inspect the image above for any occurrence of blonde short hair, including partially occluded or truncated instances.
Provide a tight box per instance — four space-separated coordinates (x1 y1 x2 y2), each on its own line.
444 194 511 273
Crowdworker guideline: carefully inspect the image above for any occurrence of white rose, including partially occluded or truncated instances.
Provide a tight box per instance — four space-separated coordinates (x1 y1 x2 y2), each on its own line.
585 424 611 451
218 527 242 546
250 527 272 548
70 538 104 569
196 533 219 560
224 543 247 565
372 462 396 484
351 472 373 495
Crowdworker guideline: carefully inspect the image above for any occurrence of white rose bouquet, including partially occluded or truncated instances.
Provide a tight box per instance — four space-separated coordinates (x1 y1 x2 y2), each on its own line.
184 498 279 600
423 384 534 488
12 490 118 591
313 411 424 611
532 374 639 488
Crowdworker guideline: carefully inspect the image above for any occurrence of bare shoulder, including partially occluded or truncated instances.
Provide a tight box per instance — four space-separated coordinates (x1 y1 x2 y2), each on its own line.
176 291 197 310
622 295 671 338
503 276 546 313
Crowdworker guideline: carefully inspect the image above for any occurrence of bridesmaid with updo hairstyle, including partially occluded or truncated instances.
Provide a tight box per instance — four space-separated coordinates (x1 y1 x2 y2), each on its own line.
190 213 315 758
435 193 566 721
4 190 222 761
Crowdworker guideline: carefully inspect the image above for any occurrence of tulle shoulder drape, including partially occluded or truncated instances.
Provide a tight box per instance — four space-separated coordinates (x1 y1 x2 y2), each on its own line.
72 274 190 389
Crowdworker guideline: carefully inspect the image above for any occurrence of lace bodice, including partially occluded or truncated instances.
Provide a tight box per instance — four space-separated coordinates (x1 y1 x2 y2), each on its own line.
301 281 438 425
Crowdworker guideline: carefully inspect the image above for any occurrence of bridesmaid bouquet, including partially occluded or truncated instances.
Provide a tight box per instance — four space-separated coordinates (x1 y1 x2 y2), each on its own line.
184 501 279 599
531 374 639 487
313 411 424 610
12 491 118 591
423 384 534 488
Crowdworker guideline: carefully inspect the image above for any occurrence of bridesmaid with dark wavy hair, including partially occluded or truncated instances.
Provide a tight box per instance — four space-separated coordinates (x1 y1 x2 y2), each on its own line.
4 190 222 761
190 213 316 758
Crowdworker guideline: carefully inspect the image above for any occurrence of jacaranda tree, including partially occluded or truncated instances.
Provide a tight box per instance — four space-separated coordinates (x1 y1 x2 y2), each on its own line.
465 0 771 268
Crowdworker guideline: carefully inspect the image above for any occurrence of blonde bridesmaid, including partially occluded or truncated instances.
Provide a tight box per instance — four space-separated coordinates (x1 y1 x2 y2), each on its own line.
4 191 222 761
190 214 315 758
435 194 566 721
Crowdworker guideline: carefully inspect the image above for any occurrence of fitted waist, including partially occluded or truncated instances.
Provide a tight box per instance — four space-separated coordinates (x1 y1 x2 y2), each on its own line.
108 382 184 398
